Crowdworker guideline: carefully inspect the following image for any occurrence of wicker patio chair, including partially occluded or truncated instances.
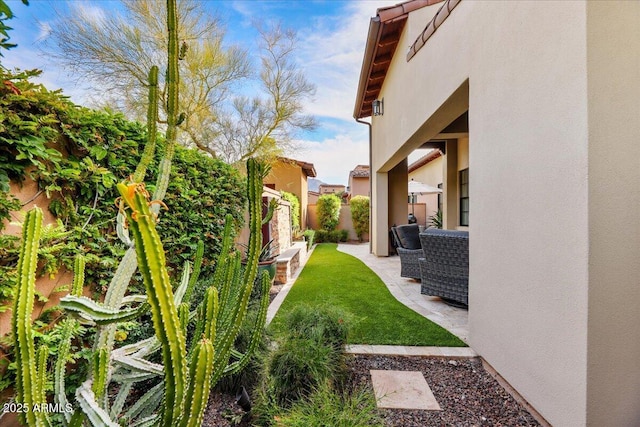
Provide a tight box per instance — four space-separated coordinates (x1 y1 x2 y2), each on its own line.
418 229 469 307
391 224 422 280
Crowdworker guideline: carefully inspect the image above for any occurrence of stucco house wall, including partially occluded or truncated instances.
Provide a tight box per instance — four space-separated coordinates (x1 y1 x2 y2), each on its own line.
359 1 640 426
319 184 345 194
349 177 369 198
348 165 370 198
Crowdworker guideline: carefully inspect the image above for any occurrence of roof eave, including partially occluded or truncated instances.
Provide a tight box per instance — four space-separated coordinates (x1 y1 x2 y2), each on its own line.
353 0 447 119
353 17 381 119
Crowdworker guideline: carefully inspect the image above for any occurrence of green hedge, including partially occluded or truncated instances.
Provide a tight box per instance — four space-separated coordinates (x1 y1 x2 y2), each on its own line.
314 229 348 243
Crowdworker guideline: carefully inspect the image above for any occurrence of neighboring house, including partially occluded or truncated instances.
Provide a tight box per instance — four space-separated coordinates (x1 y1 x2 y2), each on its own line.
354 1 640 426
264 157 316 231
318 184 345 195
347 164 370 199
408 150 443 225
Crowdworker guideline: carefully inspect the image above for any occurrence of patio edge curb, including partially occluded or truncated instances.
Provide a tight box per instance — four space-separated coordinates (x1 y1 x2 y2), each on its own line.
345 344 477 358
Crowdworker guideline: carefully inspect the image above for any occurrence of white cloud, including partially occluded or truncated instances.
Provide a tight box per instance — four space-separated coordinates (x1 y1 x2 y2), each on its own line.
36 21 52 41
73 2 109 26
293 131 369 186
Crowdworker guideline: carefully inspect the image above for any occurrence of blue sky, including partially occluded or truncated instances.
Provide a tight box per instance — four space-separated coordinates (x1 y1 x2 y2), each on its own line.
3 0 404 186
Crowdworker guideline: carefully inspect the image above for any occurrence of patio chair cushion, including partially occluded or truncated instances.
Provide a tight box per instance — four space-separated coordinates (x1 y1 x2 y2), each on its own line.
394 224 421 250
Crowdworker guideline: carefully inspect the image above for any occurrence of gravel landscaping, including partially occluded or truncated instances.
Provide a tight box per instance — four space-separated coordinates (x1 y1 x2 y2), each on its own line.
202 353 541 426
348 354 541 427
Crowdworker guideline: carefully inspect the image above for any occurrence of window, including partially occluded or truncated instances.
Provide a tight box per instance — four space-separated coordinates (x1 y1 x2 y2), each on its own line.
459 169 469 226
437 183 443 212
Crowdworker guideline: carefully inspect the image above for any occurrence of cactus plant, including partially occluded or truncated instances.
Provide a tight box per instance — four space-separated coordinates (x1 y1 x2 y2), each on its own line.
12 207 47 427
12 157 271 426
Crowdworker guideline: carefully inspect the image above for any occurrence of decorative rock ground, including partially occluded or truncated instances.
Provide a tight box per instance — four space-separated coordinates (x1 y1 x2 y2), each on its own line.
202 354 541 426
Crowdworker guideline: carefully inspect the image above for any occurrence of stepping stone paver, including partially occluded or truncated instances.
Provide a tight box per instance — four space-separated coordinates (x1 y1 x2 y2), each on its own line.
370 370 441 410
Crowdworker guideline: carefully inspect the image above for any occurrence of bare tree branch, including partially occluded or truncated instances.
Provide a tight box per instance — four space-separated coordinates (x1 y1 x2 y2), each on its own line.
43 2 315 163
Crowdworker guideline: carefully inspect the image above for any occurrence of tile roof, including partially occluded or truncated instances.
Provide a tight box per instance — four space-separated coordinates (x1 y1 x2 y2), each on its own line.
277 156 317 177
350 165 370 178
407 0 461 60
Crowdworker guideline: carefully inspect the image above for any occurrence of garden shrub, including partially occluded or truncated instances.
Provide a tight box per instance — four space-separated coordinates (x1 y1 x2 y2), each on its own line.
350 195 369 241
259 305 351 410
268 337 336 406
303 229 315 249
333 229 348 242
277 303 350 351
316 194 341 231
280 191 300 234
314 229 348 243
276 382 383 427
314 229 328 243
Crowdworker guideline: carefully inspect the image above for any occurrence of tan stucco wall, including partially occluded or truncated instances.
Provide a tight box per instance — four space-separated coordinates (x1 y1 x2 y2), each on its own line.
319 184 345 194
264 160 309 230
367 1 640 425
307 191 319 205
457 137 468 171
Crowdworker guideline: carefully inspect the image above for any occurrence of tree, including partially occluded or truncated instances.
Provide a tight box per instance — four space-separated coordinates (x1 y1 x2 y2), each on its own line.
317 194 341 232
0 0 28 56
44 0 315 164
210 24 316 163
350 195 369 241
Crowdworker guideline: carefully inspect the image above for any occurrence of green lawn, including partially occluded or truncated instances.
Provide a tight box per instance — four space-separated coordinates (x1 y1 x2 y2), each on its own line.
271 243 466 347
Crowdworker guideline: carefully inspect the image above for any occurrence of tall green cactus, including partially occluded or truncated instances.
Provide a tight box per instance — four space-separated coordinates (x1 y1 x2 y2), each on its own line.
111 156 270 426
117 180 187 427
11 207 48 427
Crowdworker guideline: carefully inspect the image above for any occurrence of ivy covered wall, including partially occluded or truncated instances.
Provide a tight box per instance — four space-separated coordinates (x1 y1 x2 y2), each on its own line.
0 68 247 325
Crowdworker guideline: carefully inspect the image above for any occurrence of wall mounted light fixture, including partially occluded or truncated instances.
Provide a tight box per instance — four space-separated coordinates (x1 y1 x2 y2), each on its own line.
372 98 384 116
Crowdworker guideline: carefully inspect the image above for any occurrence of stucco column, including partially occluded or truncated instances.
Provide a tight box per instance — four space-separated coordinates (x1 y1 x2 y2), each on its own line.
371 171 389 256
443 140 458 229
388 159 409 228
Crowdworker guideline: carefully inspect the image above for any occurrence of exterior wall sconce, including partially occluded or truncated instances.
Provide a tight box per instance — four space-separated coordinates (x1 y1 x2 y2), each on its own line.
372 98 384 116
